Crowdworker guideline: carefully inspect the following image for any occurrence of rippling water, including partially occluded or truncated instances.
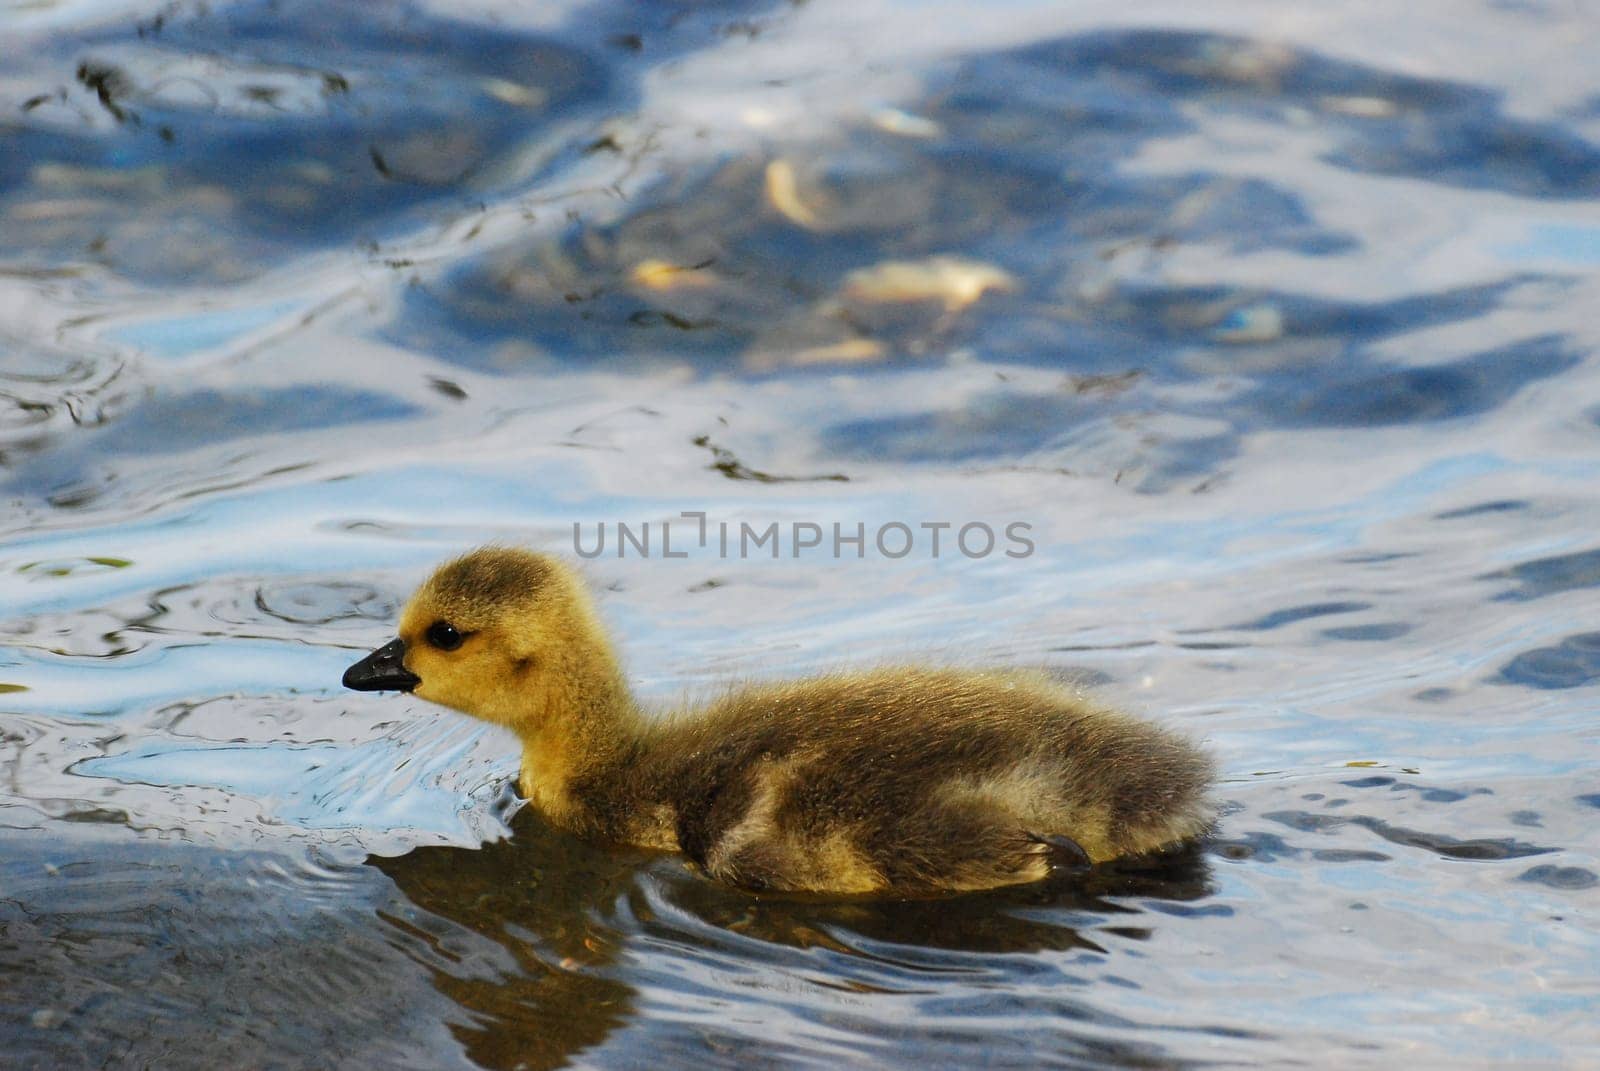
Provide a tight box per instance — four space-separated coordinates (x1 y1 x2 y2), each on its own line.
3 1 1598 1067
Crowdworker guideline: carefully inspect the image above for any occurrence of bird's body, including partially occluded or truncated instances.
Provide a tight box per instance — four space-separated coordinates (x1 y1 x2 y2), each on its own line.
344 548 1215 896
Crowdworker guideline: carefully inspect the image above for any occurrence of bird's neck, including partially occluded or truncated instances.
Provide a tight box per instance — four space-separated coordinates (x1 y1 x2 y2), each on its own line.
514 642 646 834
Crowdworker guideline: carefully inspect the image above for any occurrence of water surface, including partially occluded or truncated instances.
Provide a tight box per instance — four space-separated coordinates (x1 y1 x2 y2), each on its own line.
2 1 1598 1067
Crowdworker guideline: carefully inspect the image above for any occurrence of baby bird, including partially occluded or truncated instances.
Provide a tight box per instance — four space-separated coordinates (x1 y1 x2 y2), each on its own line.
344 547 1215 896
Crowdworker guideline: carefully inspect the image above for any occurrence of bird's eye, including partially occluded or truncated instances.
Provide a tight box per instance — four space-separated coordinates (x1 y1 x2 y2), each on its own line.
426 621 464 651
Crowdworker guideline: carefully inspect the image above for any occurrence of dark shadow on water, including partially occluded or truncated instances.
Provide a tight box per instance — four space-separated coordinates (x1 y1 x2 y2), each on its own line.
1495 630 1600 690
1262 809 1556 861
1483 547 1600 602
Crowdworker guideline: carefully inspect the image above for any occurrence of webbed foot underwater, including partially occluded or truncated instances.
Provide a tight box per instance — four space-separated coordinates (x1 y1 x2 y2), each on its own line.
344 547 1216 896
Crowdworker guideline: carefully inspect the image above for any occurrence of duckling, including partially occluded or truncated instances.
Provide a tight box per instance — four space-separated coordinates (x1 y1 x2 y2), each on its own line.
344 547 1215 896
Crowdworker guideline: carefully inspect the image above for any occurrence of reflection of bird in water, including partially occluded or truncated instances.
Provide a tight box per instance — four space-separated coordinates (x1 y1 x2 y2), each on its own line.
372 811 1215 1069
347 547 1215 896
367 812 643 1071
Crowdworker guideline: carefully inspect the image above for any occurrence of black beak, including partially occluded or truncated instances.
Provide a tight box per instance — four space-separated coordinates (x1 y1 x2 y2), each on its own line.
343 638 420 693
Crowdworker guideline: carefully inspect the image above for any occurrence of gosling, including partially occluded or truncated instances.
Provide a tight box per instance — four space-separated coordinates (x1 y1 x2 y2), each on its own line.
344 547 1215 896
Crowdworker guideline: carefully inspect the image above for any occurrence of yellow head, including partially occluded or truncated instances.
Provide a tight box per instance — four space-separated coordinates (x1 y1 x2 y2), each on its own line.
343 547 630 739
